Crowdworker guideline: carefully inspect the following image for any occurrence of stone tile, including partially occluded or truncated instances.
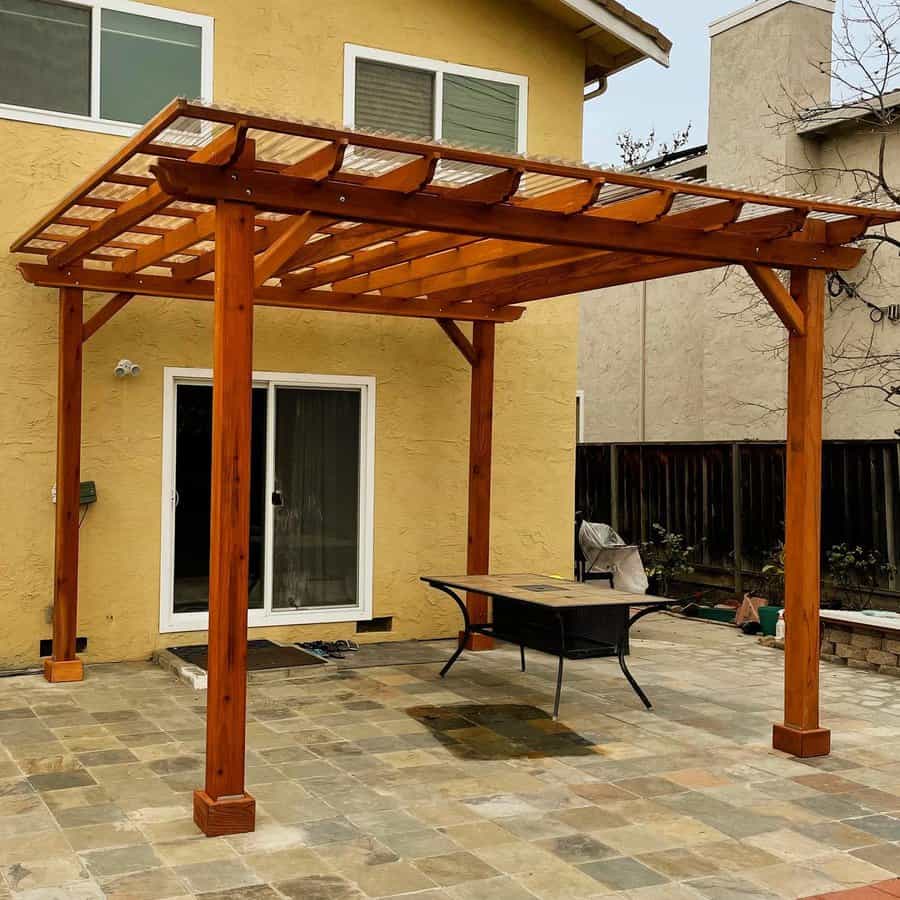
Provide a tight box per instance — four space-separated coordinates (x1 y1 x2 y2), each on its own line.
851 844 900 875
687 873 782 899
536 833 617 865
380 828 461 859
848 816 900 841
80 844 162 879
52 803 127 828
3 855 88 892
636 847 723 879
173 859 261 894
28 770 97 792
242 846 326 881
98 866 190 899
414 851 498 886
578 856 668 891
193 887 283 900
275 875 365 900
64 822 148 852
446 876 537 899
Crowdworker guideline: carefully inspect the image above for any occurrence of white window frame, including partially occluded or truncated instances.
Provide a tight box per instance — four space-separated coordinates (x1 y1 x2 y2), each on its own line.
576 389 585 444
343 43 528 153
159 367 376 634
0 0 213 137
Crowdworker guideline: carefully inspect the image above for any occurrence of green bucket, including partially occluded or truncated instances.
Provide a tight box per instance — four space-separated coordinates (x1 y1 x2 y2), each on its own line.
758 605 781 636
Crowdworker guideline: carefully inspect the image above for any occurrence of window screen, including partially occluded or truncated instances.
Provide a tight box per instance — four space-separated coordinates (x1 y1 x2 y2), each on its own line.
442 73 519 152
100 8 202 125
0 0 90 115
354 58 434 138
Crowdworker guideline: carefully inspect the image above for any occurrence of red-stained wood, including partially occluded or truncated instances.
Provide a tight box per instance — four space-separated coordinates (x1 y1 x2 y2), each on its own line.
45 287 84 684
150 160 866 272
437 319 477 366
465 321 495 651
744 265 806 336
195 200 256 835
81 293 134 342
773 266 831 759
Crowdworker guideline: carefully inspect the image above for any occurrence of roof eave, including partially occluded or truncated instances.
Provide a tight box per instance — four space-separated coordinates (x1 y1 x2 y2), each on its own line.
559 0 671 72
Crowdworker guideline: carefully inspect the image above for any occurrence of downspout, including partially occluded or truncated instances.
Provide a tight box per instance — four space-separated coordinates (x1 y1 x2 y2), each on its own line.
583 77 608 101
638 281 647 441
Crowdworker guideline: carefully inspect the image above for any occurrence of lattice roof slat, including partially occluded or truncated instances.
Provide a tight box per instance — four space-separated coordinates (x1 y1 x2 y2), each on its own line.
11 99 900 324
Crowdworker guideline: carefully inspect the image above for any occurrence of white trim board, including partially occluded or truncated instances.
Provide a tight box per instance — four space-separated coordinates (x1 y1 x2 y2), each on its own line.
159 367 376 634
0 0 214 137
557 0 669 68
343 43 529 153
709 0 835 39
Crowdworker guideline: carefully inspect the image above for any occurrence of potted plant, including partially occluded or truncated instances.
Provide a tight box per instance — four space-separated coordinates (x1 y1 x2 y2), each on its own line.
825 544 896 611
758 541 785 636
641 524 695 598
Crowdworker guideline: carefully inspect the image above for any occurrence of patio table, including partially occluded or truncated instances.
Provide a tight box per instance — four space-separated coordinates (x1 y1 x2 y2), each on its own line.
421 573 676 718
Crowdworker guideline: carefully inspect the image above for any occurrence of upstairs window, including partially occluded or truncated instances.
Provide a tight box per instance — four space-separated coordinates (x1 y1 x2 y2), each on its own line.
0 0 213 135
345 45 527 153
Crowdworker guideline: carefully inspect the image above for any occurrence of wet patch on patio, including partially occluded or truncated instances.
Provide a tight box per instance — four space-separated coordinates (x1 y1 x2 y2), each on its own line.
405 703 597 759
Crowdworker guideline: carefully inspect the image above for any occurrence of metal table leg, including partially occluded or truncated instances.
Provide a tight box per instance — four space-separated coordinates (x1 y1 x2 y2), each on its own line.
617 603 668 710
430 584 472 678
553 612 566 720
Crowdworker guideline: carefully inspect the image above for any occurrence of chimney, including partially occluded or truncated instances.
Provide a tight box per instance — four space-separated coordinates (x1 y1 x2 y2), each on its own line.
707 0 834 188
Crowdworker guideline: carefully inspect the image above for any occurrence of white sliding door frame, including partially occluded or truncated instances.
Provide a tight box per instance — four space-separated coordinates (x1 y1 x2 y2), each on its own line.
159 367 375 634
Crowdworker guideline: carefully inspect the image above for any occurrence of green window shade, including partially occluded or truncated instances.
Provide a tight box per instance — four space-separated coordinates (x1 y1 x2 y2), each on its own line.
442 73 519 152
354 59 434 139
100 8 202 125
0 0 90 115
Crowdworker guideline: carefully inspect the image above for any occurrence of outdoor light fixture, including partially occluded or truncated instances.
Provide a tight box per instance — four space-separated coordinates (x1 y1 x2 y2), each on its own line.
114 359 141 378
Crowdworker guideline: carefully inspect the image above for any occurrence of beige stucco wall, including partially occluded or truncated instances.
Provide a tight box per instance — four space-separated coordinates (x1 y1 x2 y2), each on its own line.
580 0 900 446
0 0 585 668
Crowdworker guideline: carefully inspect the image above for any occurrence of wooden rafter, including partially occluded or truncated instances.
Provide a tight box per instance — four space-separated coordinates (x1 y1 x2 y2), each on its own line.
151 160 866 272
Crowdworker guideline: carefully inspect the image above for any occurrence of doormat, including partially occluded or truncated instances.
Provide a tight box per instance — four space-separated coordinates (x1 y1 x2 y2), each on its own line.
167 639 325 672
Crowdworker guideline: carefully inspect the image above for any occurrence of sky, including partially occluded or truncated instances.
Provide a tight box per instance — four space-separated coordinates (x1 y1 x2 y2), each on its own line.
582 0 746 166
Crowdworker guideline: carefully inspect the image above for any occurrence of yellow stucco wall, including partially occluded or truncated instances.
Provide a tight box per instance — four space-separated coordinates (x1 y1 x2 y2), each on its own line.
0 0 584 667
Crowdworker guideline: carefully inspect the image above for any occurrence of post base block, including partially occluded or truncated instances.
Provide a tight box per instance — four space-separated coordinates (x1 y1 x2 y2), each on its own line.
193 790 256 836
43 658 84 683
772 723 831 758
459 631 494 651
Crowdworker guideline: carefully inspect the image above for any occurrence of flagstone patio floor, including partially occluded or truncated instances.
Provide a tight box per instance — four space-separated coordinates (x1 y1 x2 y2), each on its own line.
0 614 898 900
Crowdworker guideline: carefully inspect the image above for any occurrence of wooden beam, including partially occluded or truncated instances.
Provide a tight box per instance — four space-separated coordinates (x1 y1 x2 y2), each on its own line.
773 267 831 759
82 293 134 342
745 264 806 335
465 321 495 651
18 263 524 323
592 189 674 222
437 319 477 365
194 200 257 837
49 124 248 268
44 287 84 684
151 160 866 272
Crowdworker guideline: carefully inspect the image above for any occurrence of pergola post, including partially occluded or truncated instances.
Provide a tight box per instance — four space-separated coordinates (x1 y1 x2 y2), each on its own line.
773 267 831 758
193 200 257 836
44 287 85 683
464 321 495 650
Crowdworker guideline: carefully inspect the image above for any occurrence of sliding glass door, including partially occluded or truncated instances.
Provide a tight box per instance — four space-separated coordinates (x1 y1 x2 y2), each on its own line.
161 370 374 632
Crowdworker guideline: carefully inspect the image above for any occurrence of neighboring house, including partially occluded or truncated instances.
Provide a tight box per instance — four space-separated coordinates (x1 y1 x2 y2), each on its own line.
0 0 668 667
579 0 899 445
576 0 900 597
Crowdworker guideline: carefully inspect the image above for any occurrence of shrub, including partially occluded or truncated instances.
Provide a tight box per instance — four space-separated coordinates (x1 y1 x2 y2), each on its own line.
641 524 695 597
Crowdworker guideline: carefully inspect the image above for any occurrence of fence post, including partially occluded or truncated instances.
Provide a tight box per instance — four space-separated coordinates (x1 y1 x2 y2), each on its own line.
887 445 898 593
732 443 744 597
610 444 619 531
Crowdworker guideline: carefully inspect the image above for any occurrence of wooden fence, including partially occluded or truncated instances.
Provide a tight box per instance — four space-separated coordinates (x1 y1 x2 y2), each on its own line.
575 441 900 595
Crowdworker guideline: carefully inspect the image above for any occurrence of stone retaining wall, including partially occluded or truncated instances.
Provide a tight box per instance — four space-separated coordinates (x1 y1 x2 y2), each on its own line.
760 622 900 677
821 624 900 676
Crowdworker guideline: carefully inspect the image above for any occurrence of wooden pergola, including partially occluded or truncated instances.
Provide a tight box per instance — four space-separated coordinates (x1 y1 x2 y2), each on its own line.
12 99 900 837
